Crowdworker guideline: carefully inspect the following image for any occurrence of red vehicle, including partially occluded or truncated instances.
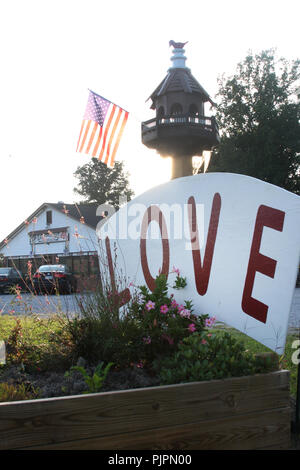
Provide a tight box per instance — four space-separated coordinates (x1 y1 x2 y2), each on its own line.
33 264 77 294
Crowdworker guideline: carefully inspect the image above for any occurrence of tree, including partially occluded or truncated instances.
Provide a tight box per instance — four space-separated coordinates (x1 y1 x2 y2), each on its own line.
208 50 300 194
73 159 134 210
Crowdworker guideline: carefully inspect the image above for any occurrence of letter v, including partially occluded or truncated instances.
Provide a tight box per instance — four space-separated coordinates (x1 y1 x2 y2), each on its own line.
188 193 221 295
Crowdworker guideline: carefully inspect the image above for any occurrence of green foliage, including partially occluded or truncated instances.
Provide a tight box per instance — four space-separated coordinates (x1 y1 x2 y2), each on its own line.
208 49 300 194
154 331 279 385
66 361 114 394
172 274 187 290
65 313 141 367
0 382 39 402
73 159 134 210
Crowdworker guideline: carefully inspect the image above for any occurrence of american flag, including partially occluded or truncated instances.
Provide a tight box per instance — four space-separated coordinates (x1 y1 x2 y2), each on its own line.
76 90 129 168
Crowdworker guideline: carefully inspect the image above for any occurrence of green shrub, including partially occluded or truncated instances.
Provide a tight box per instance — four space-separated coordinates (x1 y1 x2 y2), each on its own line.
0 382 40 402
65 313 141 367
3 316 74 373
154 331 279 385
66 361 114 394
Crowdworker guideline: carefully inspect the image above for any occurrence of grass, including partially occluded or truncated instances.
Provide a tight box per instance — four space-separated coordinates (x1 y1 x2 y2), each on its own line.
0 314 299 397
0 314 63 347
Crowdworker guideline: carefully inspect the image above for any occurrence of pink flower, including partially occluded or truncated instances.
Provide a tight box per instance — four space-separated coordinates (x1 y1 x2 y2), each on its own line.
205 316 216 328
160 304 169 314
188 323 196 333
172 266 180 276
179 308 191 319
171 299 178 309
201 339 207 345
178 304 185 313
143 336 151 344
135 360 144 369
145 300 155 311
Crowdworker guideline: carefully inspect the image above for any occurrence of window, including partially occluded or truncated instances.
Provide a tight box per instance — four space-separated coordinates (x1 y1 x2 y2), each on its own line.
170 103 183 115
46 210 52 225
189 104 199 116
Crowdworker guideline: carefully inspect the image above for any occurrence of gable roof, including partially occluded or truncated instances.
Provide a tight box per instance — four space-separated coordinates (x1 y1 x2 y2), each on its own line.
0 202 102 249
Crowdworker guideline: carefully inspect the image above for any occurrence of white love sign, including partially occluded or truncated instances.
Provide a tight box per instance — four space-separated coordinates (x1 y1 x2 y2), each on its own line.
97 173 300 354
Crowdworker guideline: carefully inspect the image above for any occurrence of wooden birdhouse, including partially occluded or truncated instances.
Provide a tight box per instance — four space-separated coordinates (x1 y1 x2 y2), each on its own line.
141 41 219 178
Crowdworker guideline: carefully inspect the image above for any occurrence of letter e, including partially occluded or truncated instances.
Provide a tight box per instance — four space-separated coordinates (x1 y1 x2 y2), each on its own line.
242 205 285 323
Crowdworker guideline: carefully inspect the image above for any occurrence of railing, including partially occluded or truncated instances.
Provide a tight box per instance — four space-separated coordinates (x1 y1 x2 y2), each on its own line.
142 114 219 133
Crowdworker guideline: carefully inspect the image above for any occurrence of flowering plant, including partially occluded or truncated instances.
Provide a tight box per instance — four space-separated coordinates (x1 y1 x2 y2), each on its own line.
129 271 209 362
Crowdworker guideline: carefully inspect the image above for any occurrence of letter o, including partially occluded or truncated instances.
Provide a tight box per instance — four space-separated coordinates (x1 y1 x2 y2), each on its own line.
140 205 170 291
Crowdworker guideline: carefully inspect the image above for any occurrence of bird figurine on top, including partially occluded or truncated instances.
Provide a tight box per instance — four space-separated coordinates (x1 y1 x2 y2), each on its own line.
169 40 188 49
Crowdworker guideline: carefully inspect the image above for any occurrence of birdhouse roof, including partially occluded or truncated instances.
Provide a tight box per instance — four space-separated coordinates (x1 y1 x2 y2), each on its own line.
147 68 215 109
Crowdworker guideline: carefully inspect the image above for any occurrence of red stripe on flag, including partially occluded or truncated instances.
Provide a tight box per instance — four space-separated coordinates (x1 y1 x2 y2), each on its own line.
104 107 123 165
98 104 117 162
76 121 85 152
86 121 99 154
92 126 103 158
79 120 92 153
109 111 129 167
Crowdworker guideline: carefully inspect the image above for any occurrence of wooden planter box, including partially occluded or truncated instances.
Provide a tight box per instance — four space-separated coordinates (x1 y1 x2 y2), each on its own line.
0 370 291 450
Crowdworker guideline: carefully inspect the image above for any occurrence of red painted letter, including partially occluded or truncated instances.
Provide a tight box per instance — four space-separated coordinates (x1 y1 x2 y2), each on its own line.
140 205 170 292
188 193 221 295
242 205 285 323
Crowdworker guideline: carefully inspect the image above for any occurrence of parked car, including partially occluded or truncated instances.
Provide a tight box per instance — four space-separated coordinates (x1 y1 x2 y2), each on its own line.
33 264 77 294
0 267 26 294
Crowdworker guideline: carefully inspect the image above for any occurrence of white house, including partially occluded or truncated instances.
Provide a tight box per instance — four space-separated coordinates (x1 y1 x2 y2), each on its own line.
0 202 103 288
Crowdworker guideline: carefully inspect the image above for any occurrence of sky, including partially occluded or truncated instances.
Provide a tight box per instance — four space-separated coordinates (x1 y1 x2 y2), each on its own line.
0 0 299 241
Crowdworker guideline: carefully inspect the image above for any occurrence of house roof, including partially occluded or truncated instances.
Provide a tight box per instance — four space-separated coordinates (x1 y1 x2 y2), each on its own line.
0 202 102 249
48 202 101 228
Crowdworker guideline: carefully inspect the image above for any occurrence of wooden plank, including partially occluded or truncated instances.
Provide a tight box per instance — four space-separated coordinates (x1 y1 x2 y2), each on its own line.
0 371 290 450
22 407 291 450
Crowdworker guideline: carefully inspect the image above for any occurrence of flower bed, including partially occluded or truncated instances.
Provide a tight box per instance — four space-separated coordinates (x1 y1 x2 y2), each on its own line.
0 270 292 449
